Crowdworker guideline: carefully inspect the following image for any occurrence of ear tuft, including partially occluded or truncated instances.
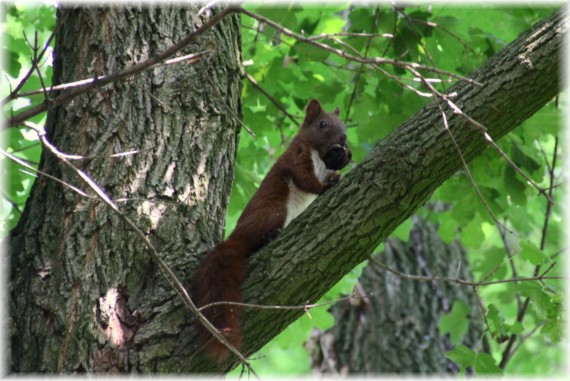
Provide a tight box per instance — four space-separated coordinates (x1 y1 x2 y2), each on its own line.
305 99 323 123
334 106 340 116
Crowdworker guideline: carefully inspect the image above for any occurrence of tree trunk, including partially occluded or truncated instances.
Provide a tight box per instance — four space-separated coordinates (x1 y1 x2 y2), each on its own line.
9 5 242 372
307 217 485 375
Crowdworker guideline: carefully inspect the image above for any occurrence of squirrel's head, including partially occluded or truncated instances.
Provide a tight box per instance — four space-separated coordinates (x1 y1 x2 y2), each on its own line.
300 99 352 170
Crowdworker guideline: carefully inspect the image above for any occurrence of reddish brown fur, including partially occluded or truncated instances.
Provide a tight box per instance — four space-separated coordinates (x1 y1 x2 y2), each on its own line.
191 99 350 361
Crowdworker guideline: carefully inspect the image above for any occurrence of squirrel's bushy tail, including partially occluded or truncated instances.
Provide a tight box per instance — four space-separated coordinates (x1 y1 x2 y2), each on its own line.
191 239 249 361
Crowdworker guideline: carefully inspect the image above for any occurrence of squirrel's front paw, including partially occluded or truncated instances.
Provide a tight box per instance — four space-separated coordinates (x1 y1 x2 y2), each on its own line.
324 172 341 190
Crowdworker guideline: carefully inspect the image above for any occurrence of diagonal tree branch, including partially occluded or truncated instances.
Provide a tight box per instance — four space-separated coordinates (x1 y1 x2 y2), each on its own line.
205 6 567 373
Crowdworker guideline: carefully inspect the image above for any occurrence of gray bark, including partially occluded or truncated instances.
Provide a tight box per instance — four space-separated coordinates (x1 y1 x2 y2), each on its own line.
307 217 485 375
9 6 242 372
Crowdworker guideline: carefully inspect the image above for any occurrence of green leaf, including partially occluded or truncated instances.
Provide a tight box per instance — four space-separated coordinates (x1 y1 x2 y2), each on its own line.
293 42 330 62
439 300 469 345
446 345 476 371
541 319 563 343
438 215 457 243
486 303 508 341
516 281 553 317
504 165 527 206
541 293 563 343
6 48 22 78
474 352 503 375
520 240 549 266
446 345 503 375
506 321 524 335
460 213 485 248
511 143 541 173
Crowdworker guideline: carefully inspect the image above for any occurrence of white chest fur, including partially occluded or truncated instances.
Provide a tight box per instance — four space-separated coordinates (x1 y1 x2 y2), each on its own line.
283 150 331 227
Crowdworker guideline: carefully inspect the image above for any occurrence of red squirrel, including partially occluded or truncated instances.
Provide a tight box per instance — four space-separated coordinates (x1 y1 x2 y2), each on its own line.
191 99 351 361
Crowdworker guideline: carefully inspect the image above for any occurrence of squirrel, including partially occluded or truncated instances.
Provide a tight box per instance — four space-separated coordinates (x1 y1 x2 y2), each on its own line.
191 99 352 361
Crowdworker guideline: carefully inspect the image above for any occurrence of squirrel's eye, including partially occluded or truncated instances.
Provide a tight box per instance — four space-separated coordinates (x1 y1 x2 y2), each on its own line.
318 120 328 129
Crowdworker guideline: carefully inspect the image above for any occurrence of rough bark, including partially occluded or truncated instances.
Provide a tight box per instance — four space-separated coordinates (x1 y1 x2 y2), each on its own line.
232 7 565 372
307 217 485 375
9 6 242 372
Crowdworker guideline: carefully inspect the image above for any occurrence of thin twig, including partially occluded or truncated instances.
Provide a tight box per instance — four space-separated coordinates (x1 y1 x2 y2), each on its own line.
0 148 93 199
509 321 545 360
540 136 558 248
199 293 371 312
406 15 477 54
539 261 557 278
499 135 559 369
239 8 483 87
345 7 381 124
472 286 493 336
1 190 22 215
315 23 436 99
373 259 562 287
445 99 555 206
198 56 256 137
307 31 393 40
478 261 505 284
409 65 554 210
245 73 300 127
15 51 211 99
498 221 522 311
2 11 64 105
396 8 446 89
433 93 512 234
381 5 398 57
31 31 51 102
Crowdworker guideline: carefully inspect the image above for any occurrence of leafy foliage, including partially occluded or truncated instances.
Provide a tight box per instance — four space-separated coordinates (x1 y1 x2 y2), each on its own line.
1 3 55 234
1 3 564 377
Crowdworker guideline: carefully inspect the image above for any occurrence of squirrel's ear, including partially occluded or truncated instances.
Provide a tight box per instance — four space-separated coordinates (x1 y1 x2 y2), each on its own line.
305 99 322 123
334 106 340 116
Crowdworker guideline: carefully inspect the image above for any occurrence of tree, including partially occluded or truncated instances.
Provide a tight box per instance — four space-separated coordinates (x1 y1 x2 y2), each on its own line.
2 3 565 376
307 218 486 375
7 5 243 372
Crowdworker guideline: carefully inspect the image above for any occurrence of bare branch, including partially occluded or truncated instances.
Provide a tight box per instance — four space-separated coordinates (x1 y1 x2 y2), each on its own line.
1 190 23 215
16 51 211 99
406 15 477 55
345 7 381 124
199 292 371 313
498 222 522 311
499 135 560 369
472 286 493 339
433 91 513 234
2 13 63 105
0 148 93 199
372 258 563 287
239 8 483 87
198 56 256 137
508 320 546 360
540 136 559 246
445 98 555 205
245 73 300 126
307 32 393 41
